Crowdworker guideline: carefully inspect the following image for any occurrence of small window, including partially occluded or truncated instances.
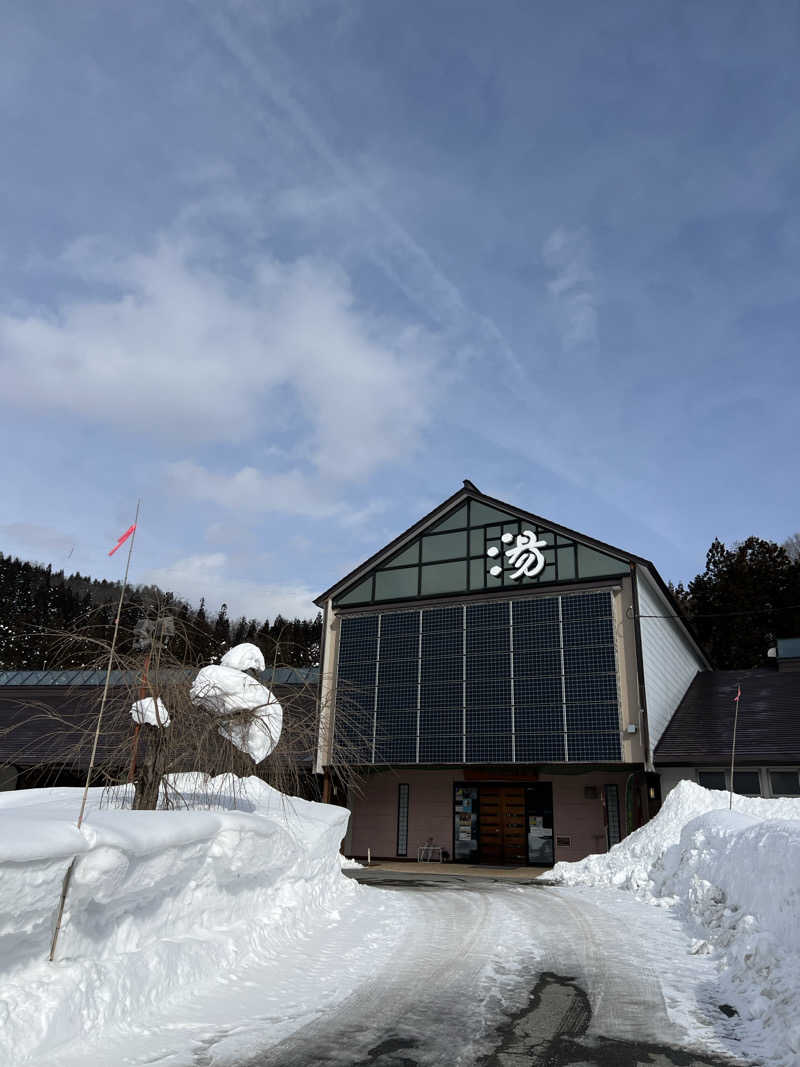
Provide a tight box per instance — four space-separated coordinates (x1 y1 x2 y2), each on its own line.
337 576 373 605
420 560 467 595
469 529 484 556
770 771 800 797
421 531 467 563
557 545 576 580
604 784 621 848
431 505 467 532
396 783 409 856
698 771 726 791
469 558 485 590
375 568 418 600
732 771 761 796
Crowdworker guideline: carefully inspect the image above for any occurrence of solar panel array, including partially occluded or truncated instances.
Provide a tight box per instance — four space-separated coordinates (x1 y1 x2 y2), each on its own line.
335 590 622 764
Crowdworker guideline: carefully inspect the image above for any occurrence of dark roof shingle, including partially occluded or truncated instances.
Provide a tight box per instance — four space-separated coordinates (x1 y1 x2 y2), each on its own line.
655 669 800 765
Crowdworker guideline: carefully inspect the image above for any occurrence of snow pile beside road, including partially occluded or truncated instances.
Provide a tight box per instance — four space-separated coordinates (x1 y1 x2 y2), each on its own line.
0 777 354 1066
545 780 800 1065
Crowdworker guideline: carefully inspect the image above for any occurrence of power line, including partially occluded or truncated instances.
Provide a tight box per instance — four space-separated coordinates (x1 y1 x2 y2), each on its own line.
628 602 800 621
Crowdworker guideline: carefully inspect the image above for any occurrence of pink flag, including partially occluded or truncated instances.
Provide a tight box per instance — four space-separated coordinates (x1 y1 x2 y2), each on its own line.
734 684 741 703
108 524 136 557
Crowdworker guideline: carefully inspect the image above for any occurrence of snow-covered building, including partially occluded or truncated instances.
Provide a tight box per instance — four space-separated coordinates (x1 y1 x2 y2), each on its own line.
315 481 709 865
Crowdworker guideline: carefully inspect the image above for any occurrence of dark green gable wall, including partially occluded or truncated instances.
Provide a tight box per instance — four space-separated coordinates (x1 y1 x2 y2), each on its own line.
335 499 629 608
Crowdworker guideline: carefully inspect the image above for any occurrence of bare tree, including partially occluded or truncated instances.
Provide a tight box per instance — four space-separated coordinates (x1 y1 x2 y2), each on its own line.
1 603 368 811
783 532 800 563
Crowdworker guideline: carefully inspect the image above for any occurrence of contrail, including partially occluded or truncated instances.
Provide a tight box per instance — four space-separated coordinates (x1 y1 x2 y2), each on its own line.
192 1 528 382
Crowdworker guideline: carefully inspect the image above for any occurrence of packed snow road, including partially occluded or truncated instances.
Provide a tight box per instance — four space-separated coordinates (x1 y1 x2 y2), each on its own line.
240 878 748 1067
43 878 750 1067
235 878 747 1067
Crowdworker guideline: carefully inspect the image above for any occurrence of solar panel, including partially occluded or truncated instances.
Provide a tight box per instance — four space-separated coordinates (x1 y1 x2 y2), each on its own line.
334 589 621 765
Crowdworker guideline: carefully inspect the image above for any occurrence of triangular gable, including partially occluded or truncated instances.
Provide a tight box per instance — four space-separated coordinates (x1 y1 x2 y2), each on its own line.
330 486 631 608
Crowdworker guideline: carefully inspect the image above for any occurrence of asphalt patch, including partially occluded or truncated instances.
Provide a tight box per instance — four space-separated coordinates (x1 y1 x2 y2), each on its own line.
480 972 753 1067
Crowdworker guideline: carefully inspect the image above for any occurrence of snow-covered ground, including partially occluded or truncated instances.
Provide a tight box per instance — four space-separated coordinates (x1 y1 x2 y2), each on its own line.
544 780 800 1067
2 777 796 1066
0 776 378 1066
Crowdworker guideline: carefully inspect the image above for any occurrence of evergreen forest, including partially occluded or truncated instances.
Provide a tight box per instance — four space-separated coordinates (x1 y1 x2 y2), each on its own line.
0 551 322 670
3 531 800 672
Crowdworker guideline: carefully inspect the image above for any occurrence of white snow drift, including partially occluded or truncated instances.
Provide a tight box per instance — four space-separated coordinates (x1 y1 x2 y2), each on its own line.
0 777 354 1066
544 780 800 1067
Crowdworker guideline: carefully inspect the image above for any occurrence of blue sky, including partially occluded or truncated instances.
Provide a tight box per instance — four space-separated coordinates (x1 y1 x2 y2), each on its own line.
1 0 798 621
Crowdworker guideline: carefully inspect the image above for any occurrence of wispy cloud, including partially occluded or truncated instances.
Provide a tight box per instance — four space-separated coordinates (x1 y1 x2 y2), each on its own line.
165 462 342 519
199 3 528 381
144 552 317 621
0 522 75 557
0 234 436 481
542 226 598 348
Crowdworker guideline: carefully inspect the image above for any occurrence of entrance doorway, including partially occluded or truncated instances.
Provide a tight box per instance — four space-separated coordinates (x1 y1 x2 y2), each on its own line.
478 785 527 864
525 782 554 865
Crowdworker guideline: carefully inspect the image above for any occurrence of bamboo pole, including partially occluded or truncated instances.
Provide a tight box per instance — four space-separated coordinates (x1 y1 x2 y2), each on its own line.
729 682 741 812
49 502 141 963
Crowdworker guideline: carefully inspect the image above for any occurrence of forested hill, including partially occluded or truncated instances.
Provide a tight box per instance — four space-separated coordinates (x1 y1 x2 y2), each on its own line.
0 551 321 670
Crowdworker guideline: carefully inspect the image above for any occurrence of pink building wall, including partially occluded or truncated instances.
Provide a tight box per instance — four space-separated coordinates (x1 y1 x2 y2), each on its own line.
344 767 637 864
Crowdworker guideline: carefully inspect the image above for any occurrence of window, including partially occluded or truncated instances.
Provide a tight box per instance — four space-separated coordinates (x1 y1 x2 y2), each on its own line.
604 784 621 848
732 771 761 796
698 770 726 791
375 568 418 600
396 784 409 856
769 770 800 797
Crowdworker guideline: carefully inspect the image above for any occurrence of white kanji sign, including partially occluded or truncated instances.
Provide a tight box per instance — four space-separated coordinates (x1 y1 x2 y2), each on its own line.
487 529 548 580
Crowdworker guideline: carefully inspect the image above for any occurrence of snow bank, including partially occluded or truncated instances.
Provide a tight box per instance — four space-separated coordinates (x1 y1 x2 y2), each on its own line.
544 780 800 1065
0 777 354 1066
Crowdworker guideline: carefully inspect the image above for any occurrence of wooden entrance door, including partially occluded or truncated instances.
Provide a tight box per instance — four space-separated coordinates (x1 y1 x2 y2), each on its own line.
478 785 527 864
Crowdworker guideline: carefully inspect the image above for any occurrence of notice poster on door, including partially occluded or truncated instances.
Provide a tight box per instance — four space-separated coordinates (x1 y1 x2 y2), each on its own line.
454 786 479 858
527 814 553 865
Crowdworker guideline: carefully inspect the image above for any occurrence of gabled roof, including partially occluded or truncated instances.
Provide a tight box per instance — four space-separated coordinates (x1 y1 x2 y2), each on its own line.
654 669 800 765
316 480 649 605
318 478 675 598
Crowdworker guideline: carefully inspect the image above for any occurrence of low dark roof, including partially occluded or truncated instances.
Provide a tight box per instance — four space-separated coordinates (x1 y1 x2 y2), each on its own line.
0 685 122 768
0 667 319 687
655 669 800 765
0 679 318 770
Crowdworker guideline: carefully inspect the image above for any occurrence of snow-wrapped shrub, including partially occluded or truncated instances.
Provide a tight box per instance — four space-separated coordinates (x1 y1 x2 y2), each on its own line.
220 642 266 673
130 696 170 727
190 664 283 762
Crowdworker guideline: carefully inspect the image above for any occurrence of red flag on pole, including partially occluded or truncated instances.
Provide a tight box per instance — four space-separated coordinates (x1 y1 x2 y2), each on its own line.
108 524 136 557
734 684 741 703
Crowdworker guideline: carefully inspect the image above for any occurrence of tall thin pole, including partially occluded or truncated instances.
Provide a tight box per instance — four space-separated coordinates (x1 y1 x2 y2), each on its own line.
729 682 741 812
49 501 141 962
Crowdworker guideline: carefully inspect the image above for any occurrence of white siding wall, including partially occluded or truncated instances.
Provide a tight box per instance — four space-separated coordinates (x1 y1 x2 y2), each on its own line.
637 568 706 752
